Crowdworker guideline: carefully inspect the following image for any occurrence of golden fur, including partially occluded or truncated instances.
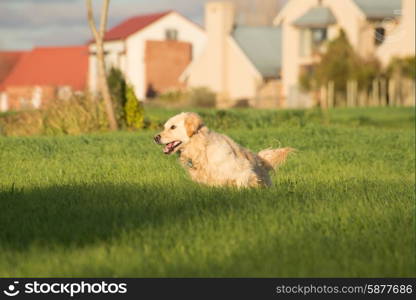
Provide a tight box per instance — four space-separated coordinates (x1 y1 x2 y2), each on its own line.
155 112 294 188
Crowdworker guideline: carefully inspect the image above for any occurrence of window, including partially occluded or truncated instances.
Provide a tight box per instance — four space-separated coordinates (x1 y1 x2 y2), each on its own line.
312 28 327 45
300 27 328 57
165 29 178 41
375 27 385 46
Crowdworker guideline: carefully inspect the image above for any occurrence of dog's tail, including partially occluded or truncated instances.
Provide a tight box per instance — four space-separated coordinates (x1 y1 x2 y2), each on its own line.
258 147 295 170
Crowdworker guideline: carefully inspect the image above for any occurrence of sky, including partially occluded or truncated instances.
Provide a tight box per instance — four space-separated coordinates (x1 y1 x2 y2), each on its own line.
0 0 208 50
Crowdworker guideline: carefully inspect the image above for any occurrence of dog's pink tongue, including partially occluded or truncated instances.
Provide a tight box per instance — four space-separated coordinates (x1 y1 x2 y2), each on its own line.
163 142 173 154
163 145 170 153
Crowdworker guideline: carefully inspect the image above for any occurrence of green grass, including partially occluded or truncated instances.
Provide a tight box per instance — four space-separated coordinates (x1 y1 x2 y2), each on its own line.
0 107 414 277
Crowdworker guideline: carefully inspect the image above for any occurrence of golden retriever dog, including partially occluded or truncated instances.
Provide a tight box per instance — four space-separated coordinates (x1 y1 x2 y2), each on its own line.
154 112 294 188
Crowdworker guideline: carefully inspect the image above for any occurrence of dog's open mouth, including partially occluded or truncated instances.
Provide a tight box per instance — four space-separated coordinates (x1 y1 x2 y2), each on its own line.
163 141 182 154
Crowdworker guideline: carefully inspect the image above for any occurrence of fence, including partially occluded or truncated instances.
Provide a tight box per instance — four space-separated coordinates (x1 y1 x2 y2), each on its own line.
253 79 284 109
319 78 415 108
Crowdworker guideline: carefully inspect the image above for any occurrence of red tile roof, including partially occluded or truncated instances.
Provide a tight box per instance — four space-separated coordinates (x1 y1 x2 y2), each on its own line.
103 11 172 41
2 46 88 91
0 51 25 90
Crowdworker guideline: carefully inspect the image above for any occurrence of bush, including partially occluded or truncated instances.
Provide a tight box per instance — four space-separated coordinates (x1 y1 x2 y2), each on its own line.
188 87 216 108
194 109 327 130
124 86 144 130
107 67 127 126
157 90 186 103
0 85 146 136
233 99 251 108
300 30 381 92
0 96 109 136
145 88 217 109
108 68 149 129
387 56 416 79
0 110 44 136
143 116 163 130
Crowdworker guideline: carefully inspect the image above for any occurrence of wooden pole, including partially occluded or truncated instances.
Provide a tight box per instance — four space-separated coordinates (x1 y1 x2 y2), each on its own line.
347 81 352 107
86 0 118 131
380 78 387 106
372 79 379 107
328 81 334 108
388 79 396 106
320 85 327 110
353 81 358 107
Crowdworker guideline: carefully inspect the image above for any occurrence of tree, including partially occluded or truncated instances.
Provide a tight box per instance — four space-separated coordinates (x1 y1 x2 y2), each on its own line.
387 56 416 79
300 30 380 92
107 67 127 126
124 86 144 130
86 0 118 130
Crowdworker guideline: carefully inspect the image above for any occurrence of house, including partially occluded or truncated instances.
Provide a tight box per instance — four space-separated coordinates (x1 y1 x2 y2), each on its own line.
0 51 26 111
88 10 206 99
274 0 414 107
377 0 415 66
0 46 88 111
184 0 414 109
181 2 283 108
0 51 25 87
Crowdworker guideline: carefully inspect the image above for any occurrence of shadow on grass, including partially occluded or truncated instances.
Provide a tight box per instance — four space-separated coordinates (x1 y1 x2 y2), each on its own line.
0 178 413 254
0 179 414 277
0 183 269 251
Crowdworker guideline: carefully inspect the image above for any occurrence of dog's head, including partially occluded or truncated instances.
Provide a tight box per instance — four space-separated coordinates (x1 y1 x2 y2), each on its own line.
154 112 204 154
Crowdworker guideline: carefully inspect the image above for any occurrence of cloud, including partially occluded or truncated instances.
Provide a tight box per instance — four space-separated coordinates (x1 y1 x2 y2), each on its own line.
0 0 86 28
1 0 76 2
0 0 205 28
0 0 208 49
0 25 89 50
0 0 288 49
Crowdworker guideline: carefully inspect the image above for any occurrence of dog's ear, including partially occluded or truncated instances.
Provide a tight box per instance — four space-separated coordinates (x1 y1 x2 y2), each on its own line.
184 112 203 137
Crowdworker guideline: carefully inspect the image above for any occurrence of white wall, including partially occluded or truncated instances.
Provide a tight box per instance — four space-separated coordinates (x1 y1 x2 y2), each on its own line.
186 2 235 96
88 40 125 93
184 2 262 106
125 12 206 99
0 92 8 112
88 12 206 99
274 0 317 107
226 37 261 100
88 54 97 93
325 0 366 52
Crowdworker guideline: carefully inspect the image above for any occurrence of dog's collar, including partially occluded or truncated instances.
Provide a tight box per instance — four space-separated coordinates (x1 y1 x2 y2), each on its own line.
177 151 194 169
197 124 205 131
186 158 194 169
177 125 205 169
193 124 206 136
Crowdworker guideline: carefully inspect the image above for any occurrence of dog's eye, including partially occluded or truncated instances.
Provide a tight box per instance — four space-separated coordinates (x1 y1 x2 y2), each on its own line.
170 125 176 130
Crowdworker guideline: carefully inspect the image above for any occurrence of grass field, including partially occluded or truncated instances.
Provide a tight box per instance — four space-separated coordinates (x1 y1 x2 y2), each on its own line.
0 107 414 277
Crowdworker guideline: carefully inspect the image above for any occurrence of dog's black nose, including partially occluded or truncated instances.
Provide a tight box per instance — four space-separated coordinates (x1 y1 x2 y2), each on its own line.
154 134 161 144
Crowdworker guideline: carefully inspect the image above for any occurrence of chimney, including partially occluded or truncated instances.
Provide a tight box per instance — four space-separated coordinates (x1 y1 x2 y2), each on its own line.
205 2 235 39
204 2 235 106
